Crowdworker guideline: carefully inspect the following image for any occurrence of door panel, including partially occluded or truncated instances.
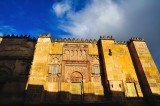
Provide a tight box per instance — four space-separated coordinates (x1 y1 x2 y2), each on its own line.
71 82 82 102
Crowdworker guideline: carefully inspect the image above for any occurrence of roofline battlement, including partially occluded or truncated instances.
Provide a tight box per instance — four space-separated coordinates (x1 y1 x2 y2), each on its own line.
39 33 51 38
1 34 36 41
1 34 145 44
129 37 145 42
52 38 97 43
100 35 114 40
114 41 127 45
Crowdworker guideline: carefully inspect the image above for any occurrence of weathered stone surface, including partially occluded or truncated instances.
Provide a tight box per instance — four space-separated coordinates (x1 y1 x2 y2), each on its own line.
100 39 143 98
0 35 160 106
0 36 36 105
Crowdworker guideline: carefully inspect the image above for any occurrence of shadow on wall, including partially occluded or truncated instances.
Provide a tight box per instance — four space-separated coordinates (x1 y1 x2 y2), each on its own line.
0 35 160 106
128 42 160 106
24 84 160 106
97 40 110 98
24 84 114 105
0 35 36 105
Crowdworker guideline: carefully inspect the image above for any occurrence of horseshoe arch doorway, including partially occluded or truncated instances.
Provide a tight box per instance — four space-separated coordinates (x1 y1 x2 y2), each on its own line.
70 71 83 102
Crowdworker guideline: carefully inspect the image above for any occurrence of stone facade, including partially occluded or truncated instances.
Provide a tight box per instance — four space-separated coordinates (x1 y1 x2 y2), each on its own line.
0 35 36 104
0 34 160 106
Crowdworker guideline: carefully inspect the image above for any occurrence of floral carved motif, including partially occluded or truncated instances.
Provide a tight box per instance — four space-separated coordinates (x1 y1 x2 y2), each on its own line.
65 65 88 82
49 55 62 64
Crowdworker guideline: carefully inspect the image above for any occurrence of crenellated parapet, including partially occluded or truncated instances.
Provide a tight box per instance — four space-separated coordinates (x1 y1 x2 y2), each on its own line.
1 34 146 43
2 34 36 41
100 35 114 40
99 35 128 45
130 37 145 42
52 38 97 43
114 41 127 45
99 36 145 44
38 33 51 38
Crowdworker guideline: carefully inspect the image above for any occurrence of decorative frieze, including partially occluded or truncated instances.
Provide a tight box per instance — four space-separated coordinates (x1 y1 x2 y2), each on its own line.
49 55 62 64
63 44 88 61
65 65 88 81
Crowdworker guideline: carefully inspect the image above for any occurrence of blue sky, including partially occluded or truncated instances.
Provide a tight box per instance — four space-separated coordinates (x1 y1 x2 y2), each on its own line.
0 0 160 70
0 0 90 38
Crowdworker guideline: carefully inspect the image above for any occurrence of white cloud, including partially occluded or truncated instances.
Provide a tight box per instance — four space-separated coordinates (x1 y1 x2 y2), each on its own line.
55 0 160 41
52 0 160 69
60 0 124 39
52 1 71 17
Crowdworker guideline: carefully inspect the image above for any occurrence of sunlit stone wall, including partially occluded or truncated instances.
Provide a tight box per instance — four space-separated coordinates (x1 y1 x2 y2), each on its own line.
1 35 159 105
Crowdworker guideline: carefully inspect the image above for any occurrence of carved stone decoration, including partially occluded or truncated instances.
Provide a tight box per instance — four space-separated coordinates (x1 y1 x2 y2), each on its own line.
90 55 99 64
89 55 100 75
70 50 74 60
65 50 70 60
49 55 62 64
74 50 78 60
47 64 61 82
63 44 88 61
48 64 61 74
92 65 100 74
82 51 87 60
71 71 83 82
65 65 87 82
78 50 82 60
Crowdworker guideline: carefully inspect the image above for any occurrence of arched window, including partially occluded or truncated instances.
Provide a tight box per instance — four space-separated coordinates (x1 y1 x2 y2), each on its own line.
74 50 78 60
53 65 57 74
48 65 61 74
71 71 83 82
82 51 86 60
64 50 70 60
78 50 82 60
70 50 74 60
52 57 59 64
94 65 100 74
